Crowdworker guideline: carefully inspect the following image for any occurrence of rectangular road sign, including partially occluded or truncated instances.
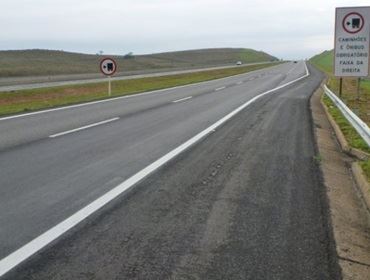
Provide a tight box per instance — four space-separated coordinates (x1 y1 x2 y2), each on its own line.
334 7 370 77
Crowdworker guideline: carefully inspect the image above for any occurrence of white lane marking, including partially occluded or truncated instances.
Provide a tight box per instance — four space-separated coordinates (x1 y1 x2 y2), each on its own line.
0 62 309 278
236 81 243 85
0 63 285 122
304 62 309 76
172 96 192 103
215 86 226 91
49 118 119 138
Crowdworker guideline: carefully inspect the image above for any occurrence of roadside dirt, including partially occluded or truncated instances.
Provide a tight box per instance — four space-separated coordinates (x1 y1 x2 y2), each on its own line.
311 87 370 279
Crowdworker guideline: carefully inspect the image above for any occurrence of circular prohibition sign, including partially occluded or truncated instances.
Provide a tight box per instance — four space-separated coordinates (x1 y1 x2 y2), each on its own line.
100 57 117 76
342 12 365 34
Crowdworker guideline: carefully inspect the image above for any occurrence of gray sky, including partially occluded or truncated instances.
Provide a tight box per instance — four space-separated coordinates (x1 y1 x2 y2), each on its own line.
1 0 369 59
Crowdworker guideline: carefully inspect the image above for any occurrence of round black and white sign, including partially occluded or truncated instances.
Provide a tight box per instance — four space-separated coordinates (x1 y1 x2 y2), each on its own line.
342 12 364 34
100 58 117 76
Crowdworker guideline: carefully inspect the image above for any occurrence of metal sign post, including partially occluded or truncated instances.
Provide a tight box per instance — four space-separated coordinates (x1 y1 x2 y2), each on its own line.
108 76 112 96
100 58 117 97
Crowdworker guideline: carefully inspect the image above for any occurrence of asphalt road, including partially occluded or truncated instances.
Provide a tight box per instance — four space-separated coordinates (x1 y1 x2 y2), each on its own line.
0 62 274 92
0 62 339 279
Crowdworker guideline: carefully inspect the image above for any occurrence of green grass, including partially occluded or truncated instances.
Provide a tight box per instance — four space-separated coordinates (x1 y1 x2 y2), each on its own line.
322 95 370 153
313 154 323 164
0 48 278 77
310 50 370 126
312 49 370 182
0 62 279 116
359 160 370 183
309 50 333 73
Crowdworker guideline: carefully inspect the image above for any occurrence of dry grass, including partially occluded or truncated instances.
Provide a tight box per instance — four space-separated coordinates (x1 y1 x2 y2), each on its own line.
0 48 278 77
0 62 279 116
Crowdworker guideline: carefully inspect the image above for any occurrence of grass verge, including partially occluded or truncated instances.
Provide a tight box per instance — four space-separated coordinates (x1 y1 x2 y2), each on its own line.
323 94 370 182
322 95 370 153
310 50 370 182
359 160 370 183
0 62 279 116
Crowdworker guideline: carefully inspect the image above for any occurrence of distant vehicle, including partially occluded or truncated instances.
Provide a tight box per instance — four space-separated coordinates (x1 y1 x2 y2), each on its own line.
293 61 298 63
236 61 242 65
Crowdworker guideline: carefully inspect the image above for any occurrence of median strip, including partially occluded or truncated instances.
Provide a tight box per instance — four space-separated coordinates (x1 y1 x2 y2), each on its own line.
49 117 119 138
0 62 281 117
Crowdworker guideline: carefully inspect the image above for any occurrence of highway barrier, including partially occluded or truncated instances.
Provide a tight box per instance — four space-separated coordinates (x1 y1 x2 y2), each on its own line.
323 85 370 147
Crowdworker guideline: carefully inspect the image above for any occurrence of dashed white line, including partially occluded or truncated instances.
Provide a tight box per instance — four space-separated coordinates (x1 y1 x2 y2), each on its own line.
236 81 243 85
172 96 193 103
0 62 310 278
49 117 119 138
215 86 226 91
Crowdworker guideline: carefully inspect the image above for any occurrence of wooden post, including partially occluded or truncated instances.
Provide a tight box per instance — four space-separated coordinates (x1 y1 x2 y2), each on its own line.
356 77 361 101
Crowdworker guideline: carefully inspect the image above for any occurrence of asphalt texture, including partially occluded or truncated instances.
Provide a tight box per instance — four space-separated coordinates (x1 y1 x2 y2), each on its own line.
0 62 339 279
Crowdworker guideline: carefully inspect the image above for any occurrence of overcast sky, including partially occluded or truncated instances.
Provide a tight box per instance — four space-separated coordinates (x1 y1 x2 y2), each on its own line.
1 0 369 59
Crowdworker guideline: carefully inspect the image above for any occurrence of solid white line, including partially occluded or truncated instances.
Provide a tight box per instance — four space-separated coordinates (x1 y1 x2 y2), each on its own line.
215 86 226 91
0 62 309 278
49 118 119 138
304 61 310 76
172 96 192 103
0 63 286 122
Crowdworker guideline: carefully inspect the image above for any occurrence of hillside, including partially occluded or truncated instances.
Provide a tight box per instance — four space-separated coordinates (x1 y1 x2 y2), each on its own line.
309 50 333 74
0 48 278 77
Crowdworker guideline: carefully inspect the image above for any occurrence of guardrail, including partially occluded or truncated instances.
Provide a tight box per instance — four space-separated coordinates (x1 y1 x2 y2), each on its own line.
323 85 370 147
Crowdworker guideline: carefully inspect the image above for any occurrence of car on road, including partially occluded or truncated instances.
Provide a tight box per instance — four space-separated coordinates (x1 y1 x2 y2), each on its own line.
236 61 242 65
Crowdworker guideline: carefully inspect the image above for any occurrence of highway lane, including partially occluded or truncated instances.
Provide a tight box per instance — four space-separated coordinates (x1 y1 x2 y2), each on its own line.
0 61 337 279
0 62 298 150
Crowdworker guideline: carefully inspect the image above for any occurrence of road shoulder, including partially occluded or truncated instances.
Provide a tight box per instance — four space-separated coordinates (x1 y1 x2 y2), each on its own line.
311 87 370 279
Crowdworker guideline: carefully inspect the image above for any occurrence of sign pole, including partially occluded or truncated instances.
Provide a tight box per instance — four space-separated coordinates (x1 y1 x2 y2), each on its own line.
339 78 343 98
108 76 111 96
357 77 361 101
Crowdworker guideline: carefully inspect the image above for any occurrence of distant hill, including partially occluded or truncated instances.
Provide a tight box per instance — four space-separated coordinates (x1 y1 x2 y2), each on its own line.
0 48 278 77
309 50 333 74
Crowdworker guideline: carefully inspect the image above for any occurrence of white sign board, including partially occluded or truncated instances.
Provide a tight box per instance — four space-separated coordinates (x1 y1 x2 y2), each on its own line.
100 58 117 76
334 7 370 77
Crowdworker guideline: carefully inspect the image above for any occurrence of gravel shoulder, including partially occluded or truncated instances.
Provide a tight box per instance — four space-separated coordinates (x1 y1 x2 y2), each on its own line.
311 86 370 279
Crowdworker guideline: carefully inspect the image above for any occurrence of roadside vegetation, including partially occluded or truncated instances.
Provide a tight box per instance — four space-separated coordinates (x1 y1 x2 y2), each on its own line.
310 50 370 181
310 50 370 125
0 62 279 116
0 48 278 77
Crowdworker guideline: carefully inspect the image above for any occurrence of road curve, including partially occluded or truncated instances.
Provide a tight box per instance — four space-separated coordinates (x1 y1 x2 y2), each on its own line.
0 62 339 279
